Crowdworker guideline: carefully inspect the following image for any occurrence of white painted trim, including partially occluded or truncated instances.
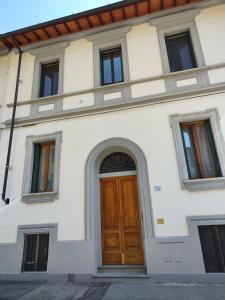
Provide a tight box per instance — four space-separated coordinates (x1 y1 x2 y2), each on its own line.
99 171 137 178
3 82 225 128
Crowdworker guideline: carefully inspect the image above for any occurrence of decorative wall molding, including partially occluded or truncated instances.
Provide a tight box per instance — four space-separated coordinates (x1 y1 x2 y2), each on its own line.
3 82 225 128
7 62 225 108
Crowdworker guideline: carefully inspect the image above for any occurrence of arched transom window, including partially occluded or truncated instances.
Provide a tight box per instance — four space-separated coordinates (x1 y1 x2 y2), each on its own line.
99 152 136 174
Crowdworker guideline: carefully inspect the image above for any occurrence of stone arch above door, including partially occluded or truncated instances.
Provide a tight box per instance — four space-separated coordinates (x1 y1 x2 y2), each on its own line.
85 137 154 242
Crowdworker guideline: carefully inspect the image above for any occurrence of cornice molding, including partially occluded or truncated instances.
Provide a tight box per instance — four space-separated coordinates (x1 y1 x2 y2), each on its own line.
28 41 69 56
1 0 223 56
150 9 200 28
87 26 131 43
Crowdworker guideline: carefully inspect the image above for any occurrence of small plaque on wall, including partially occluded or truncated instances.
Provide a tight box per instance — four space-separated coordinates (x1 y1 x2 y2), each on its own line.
157 218 165 224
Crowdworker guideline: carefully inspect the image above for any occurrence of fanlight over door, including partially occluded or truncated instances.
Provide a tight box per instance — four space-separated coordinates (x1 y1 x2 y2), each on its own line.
100 152 136 174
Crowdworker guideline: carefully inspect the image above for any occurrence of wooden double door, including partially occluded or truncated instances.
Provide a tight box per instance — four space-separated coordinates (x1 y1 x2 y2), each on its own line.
100 175 144 265
199 225 225 273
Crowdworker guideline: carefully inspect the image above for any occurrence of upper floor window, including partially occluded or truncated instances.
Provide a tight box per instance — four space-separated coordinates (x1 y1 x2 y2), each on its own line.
31 141 55 193
180 120 221 180
39 62 59 98
100 48 124 85
165 32 197 73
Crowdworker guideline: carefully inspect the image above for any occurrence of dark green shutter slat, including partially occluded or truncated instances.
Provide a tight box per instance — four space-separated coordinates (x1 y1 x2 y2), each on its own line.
31 144 40 193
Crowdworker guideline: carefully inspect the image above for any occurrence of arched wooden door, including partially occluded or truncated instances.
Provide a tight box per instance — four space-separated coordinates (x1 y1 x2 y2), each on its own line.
100 152 144 265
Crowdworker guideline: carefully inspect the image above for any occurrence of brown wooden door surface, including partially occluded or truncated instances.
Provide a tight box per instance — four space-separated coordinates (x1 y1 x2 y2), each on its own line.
100 175 144 265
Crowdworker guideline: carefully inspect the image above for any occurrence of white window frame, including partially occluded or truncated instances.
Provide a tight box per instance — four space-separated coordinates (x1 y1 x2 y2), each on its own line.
170 109 225 191
22 131 62 203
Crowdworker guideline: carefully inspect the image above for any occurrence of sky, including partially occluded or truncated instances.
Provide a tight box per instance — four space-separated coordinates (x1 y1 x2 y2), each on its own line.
0 0 119 33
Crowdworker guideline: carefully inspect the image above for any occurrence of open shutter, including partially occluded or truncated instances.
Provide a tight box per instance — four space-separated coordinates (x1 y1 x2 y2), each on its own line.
31 144 41 193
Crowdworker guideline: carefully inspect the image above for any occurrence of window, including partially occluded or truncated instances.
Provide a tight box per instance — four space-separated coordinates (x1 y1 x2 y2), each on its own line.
22 233 49 272
100 48 124 85
180 120 221 180
31 141 55 193
170 109 225 191
22 132 62 203
39 62 59 98
151 10 208 92
165 32 197 72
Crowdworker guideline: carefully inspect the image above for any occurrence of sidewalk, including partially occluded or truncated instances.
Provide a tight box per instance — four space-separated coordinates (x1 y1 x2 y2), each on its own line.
0 278 225 300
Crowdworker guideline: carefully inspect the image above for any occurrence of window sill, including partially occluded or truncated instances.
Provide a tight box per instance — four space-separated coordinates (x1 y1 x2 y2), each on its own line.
22 192 58 203
184 177 225 191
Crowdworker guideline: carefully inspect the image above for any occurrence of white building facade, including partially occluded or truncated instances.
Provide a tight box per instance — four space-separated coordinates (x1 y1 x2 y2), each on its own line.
0 0 225 276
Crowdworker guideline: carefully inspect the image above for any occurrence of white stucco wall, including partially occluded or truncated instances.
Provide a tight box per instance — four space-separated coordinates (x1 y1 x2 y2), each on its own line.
196 4 225 66
64 39 94 93
3 52 35 106
0 92 225 243
127 23 163 80
0 4 225 247
0 55 9 105
0 54 10 122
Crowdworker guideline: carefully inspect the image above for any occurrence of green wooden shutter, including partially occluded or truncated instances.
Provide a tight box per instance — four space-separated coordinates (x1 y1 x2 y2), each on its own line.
31 144 41 193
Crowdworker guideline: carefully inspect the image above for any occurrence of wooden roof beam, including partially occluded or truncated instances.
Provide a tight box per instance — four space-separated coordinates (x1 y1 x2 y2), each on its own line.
53 25 61 36
147 0 151 13
23 33 31 43
109 10 115 23
74 19 81 31
121 7 127 19
42 28 51 38
64 22 72 33
134 3 138 16
1 38 12 49
32 31 41 41
12 36 22 46
97 14 103 26
86 16 92 28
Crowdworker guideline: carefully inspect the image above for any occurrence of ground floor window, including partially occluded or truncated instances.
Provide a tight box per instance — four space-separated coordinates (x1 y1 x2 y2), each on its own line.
22 233 49 272
198 225 225 273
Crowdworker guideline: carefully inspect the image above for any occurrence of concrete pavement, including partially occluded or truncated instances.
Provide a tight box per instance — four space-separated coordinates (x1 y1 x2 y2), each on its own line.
0 279 225 299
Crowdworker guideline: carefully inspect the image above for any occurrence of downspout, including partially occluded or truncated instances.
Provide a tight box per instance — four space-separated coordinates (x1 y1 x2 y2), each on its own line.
1 36 23 205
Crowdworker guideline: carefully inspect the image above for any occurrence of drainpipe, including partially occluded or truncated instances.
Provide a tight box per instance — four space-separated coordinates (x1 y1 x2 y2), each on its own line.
1 36 23 205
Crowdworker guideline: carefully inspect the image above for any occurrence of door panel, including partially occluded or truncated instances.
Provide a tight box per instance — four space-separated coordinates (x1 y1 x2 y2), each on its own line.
119 176 144 265
100 178 122 265
100 175 144 265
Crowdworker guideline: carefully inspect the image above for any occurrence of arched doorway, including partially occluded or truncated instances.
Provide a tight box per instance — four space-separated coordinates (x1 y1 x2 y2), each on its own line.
99 152 144 265
85 138 154 274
